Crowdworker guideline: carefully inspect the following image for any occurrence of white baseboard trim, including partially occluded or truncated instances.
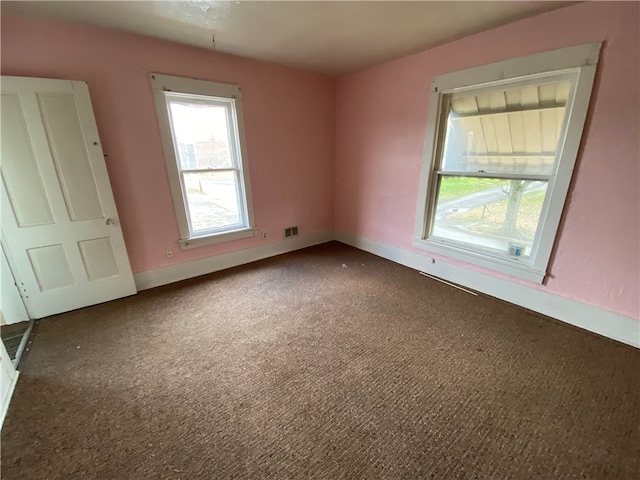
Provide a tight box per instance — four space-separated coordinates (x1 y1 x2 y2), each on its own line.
133 228 638 348
336 230 639 349
134 230 335 291
1 371 19 430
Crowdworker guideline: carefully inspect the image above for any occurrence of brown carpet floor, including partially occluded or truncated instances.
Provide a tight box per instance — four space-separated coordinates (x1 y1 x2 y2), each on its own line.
2 242 639 479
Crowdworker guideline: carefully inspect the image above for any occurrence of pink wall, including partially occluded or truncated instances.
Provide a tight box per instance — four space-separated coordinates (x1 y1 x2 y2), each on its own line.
335 1 640 319
1 15 335 273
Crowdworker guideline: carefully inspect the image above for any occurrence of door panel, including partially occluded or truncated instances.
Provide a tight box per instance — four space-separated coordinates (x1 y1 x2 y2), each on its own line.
38 93 104 221
27 244 75 291
1 76 136 319
1 93 54 227
78 237 119 281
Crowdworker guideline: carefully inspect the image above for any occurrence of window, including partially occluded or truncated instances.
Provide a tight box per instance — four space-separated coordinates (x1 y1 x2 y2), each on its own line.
151 73 256 249
414 44 600 283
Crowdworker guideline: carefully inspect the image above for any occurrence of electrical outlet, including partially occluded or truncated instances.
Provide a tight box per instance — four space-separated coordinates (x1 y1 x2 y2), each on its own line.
166 249 173 259
262 232 267 239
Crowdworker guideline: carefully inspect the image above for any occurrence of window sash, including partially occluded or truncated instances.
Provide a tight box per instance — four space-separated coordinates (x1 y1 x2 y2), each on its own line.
165 92 234 109
449 104 566 120
435 74 573 179
180 169 246 237
435 171 550 182
181 167 239 174
429 173 549 262
165 97 240 172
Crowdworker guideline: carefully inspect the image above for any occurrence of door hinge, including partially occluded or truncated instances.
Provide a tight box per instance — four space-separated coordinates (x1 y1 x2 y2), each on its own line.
15 281 29 301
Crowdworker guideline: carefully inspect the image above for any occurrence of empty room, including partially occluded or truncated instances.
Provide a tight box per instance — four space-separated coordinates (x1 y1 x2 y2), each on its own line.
1 1 638 478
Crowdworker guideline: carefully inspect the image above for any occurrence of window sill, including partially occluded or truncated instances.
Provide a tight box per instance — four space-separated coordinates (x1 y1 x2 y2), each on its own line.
413 237 546 284
179 227 257 250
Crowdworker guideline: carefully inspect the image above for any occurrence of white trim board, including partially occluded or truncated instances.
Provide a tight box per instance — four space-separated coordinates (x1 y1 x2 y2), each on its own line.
335 230 639 349
134 230 334 291
133 227 638 349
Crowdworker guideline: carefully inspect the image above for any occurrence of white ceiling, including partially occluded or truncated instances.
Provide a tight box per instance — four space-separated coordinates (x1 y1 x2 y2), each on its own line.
2 1 575 76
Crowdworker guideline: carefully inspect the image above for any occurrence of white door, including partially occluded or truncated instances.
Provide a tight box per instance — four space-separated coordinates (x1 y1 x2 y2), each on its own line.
1 76 136 319
1 244 29 325
1 338 18 426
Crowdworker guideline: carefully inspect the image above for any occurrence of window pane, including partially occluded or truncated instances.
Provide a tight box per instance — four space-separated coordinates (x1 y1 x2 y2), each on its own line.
432 176 548 258
441 80 571 176
169 101 234 169
183 171 242 233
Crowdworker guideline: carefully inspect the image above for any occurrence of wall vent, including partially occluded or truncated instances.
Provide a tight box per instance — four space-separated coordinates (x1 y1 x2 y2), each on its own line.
284 226 299 238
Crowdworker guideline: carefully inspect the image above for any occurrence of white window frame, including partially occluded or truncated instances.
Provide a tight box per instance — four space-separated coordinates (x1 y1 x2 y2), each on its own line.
413 43 600 283
151 73 257 250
